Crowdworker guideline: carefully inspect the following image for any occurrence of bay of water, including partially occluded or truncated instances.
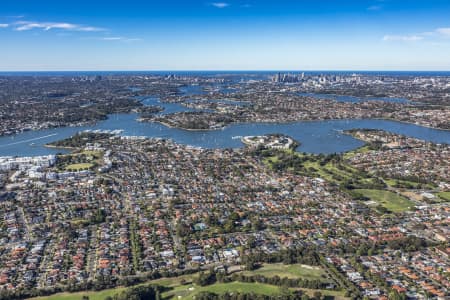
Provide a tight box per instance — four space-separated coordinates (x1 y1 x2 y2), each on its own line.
141 97 199 114
1 85 449 157
0 113 449 157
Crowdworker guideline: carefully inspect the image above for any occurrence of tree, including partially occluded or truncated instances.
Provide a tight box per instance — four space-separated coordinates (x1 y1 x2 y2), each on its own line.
194 271 217 286
244 256 258 271
388 289 406 300
110 285 161 300
279 285 291 297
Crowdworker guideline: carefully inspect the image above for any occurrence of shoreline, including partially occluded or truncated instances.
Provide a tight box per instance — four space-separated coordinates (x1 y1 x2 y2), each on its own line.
1 115 448 142
0 104 449 139
141 119 227 132
44 144 78 150
0 114 448 151
141 116 450 133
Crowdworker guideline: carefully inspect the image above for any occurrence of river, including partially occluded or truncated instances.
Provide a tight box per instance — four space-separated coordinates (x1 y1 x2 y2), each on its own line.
0 111 449 157
1 86 449 157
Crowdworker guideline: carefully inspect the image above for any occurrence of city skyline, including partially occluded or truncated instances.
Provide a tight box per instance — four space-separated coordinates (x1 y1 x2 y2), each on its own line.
1 0 450 71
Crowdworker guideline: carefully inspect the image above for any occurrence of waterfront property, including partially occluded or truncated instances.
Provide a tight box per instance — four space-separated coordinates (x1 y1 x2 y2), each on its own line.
0 115 449 157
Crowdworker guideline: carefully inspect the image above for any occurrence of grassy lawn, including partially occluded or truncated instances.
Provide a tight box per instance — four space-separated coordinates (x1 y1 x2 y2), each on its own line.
263 155 280 165
385 178 420 188
400 191 425 202
303 160 334 181
355 189 415 213
163 281 348 300
343 145 371 160
30 281 348 300
262 150 386 191
323 163 356 181
302 288 348 299
56 150 103 172
65 163 94 171
28 275 192 300
28 264 350 300
29 288 125 300
80 150 103 156
437 191 450 202
242 263 327 281
384 178 436 190
31 282 294 300
163 281 285 299
302 158 379 189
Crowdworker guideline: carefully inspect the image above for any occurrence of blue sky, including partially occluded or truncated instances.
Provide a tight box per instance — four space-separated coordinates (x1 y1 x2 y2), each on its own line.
1 0 450 70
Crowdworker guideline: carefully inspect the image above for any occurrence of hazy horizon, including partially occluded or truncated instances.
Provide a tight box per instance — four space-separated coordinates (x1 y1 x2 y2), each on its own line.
2 69 450 73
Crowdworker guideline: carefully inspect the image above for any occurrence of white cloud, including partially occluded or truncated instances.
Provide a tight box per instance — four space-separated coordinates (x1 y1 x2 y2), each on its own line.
6 19 144 42
14 21 104 32
383 35 424 42
210 2 229 8
384 27 450 42
0 24 9 28
102 37 123 41
77 26 104 32
436 27 450 36
100 36 142 42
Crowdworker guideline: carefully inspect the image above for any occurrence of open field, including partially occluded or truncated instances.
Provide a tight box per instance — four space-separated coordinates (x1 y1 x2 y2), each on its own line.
29 281 347 300
65 163 94 171
400 191 425 202
262 150 382 190
242 263 328 281
355 189 415 213
163 281 286 299
437 191 450 202
80 150 103 156
29 264 349 300
56 150 103 171
29 288 125 300
263 155 280 165
384 178 436 190
385 178 420 189
28 274 193 300
342 145 371 160
163 281 348 300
